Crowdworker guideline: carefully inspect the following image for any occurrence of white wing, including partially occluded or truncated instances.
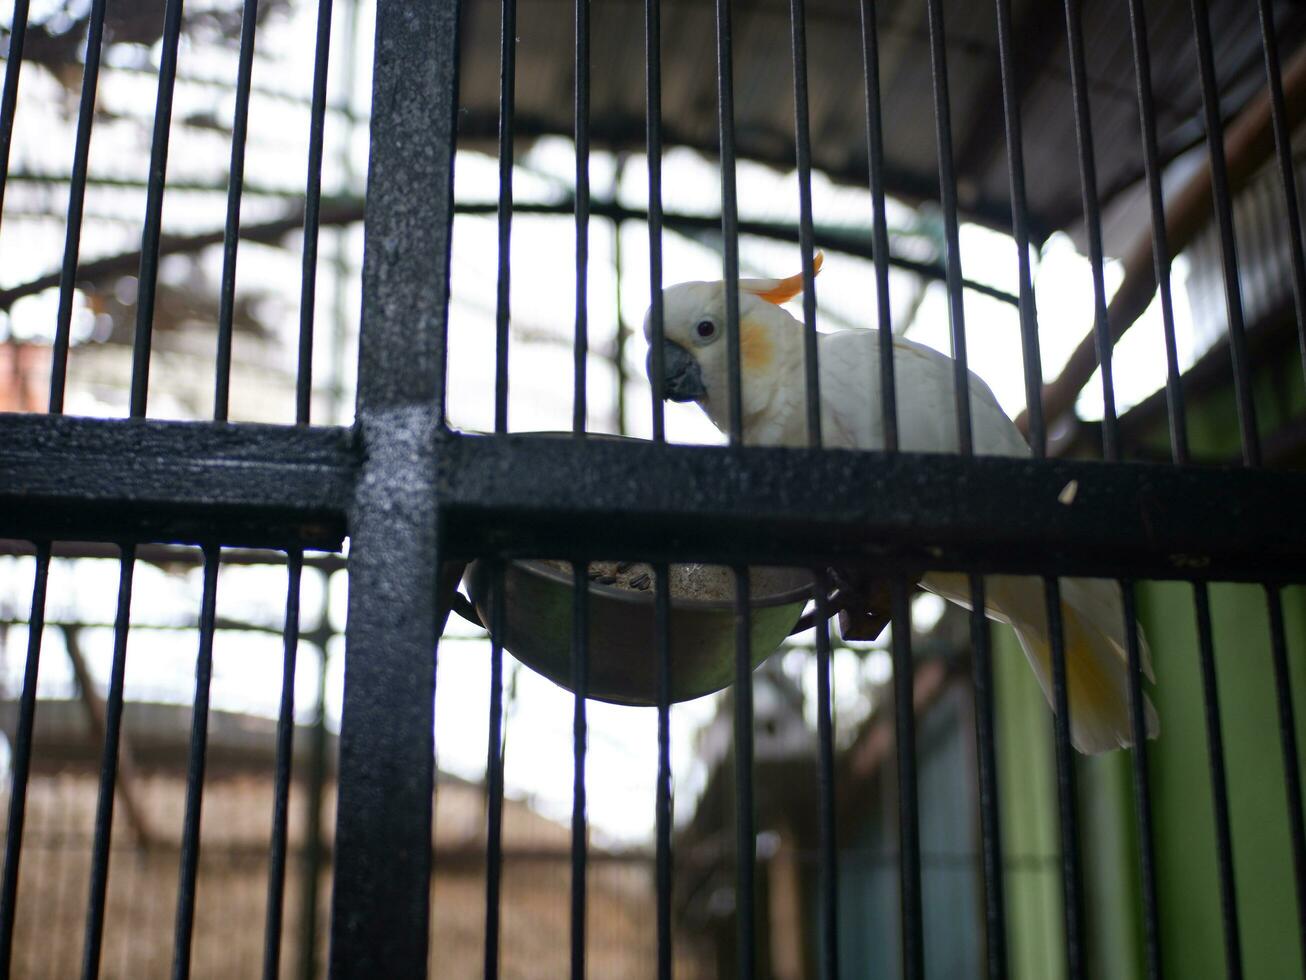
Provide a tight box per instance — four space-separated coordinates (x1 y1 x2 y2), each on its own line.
816 329 1030 458
811 328 1155 754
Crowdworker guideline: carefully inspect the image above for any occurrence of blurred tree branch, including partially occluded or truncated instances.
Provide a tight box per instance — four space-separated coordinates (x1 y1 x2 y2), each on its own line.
0 198 364 311
1 193 1019 313
8 0 292 84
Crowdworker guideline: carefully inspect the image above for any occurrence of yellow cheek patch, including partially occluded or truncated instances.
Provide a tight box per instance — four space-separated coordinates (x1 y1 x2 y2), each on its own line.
740 318 773 373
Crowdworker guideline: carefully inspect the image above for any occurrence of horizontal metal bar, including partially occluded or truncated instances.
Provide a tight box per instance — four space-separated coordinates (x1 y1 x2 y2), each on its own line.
0 539 346 572
0 414 352 549
436 433 1306 582
6 421 1306 582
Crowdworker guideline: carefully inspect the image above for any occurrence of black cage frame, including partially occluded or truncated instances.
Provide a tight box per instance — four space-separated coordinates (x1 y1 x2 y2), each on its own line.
2 0 1306 977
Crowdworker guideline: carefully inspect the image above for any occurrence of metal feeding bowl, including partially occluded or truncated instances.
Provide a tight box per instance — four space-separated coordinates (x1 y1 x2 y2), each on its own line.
464 559 813 706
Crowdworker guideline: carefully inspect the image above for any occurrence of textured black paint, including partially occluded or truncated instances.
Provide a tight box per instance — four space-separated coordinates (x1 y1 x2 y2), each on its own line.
331 412 443 979
435 433 1306 582
0 414 351 549
6 415 1305 585
326 0 461 971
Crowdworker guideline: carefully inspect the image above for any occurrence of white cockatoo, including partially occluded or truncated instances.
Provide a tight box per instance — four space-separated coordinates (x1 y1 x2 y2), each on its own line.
645 254 1158 754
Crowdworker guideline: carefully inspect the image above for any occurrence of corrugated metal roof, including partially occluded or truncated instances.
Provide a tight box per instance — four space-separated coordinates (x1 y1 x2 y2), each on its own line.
454 0 1306 240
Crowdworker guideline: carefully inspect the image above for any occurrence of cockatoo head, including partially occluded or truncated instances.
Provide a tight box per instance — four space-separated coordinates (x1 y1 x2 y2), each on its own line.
644 253 822 420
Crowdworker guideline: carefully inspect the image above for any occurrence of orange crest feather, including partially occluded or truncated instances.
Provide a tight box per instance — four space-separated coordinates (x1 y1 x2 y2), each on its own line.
745 251 824 305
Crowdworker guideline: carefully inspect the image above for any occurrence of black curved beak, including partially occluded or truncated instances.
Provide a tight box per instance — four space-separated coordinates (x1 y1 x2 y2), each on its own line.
647 340 707 402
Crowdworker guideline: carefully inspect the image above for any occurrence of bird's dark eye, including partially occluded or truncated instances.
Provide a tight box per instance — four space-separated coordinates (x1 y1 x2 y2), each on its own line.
694 319 717 341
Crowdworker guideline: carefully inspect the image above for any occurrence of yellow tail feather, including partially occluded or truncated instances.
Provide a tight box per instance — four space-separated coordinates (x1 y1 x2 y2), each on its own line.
1013 602 1160 755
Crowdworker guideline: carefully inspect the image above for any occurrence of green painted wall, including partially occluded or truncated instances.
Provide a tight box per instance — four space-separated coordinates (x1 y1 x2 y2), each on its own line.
993 624 1065 980
1140 580 1306 979
993 581 1306 979
995 346 1306 978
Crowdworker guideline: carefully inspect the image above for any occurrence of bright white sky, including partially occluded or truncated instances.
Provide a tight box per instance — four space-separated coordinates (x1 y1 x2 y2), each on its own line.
0 0 1211 844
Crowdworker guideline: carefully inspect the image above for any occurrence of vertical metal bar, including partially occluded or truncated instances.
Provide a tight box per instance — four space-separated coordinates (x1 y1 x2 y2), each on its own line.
171 545 221 980
1121 580 1161 980
714 0 743 445
1266 584 1306 968
0 544 50 973
80 548 136 980
974 8 1030 968
494 0 516 434
329 0 459 969
923 0 972 455
613 204 630 434
1043 577 1085 980
327 0 362 428
484 561 506 979
1187 0 1261 466
570 564 589 979
855 0 897 450
1068 5 1163 972
890 578 922 980
48 0 109 413
1125 0 1189 464
1062 0 1117 459
732 566 755 978
919 9 975 978
128 0 187 419
646 0 671 952
573 0 590 436
1255 0 1306 387
921 9 975 979
1191 583 1242 978
787 0 820 447
213 0 261 422
334 502 442 980
645 0 666 443
787 6 831 967
966 574 1007 980
297 643 328 980
654 561 672 980
261 550 302 980
297 0 335 426
0 0 30 230
814 575 838 977
992 0 1043 457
